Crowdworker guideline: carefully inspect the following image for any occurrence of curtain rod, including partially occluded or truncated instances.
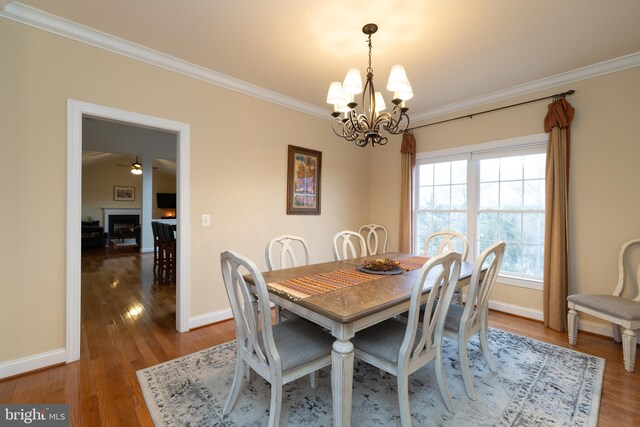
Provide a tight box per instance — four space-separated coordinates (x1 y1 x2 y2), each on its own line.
407 89 575 131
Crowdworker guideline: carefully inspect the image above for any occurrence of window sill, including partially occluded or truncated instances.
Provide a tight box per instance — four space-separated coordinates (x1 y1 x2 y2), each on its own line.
497 274 543 291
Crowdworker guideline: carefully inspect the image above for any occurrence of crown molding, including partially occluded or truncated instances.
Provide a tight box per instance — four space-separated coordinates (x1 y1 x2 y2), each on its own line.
2 1 638 123
0 1 329 119
410 51 640 124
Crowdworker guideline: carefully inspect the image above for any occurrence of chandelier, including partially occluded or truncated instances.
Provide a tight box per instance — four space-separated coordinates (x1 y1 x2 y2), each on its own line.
326 23 412 147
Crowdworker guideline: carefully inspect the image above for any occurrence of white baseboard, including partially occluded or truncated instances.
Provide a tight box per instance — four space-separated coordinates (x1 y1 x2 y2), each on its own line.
0 348 66 380
488 300 544 321
189 308 233 329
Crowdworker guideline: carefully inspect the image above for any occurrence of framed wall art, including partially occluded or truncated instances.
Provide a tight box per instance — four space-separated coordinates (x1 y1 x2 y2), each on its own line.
113 186 135 202
286 145 322 215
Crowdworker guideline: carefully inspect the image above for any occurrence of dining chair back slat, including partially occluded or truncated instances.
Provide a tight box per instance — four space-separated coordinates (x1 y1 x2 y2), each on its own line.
266 235 310 271
359 224 388 256
424 231 469 261
333 230 367 261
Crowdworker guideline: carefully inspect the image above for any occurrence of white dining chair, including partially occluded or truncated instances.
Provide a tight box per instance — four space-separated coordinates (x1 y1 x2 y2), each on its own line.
568 237 640 373
424 231 469 261
352 252 462 426
221 250 333 427
443 241 505 400
333 230 367 261
265 234 309 322
359 224 388 256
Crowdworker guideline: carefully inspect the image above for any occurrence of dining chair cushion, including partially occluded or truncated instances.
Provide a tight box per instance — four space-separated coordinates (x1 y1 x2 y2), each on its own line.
258 318 334 372
352 318 421 365
567 294 640 320
443 303 465 333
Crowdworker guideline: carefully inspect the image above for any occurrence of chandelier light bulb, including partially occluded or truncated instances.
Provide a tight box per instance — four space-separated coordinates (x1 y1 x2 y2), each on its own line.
393 81 414 101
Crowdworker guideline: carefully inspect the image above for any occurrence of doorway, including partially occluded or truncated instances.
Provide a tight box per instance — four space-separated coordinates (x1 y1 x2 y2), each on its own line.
66 100 191 362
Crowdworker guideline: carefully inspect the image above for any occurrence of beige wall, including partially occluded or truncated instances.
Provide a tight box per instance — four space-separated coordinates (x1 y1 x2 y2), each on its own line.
370 66 640 322
0 20 370 363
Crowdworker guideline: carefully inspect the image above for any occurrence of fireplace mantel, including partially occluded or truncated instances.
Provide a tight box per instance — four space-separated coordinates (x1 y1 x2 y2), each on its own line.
102 208 141 233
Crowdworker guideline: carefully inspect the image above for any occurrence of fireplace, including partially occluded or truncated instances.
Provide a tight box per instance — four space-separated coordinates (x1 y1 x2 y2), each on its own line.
108 214 140 235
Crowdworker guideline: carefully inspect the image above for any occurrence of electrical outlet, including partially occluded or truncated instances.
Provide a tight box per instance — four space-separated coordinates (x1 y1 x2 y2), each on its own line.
201 214 211 227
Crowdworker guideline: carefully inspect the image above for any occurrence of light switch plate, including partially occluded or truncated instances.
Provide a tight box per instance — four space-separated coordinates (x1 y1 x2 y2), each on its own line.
201 214 211 227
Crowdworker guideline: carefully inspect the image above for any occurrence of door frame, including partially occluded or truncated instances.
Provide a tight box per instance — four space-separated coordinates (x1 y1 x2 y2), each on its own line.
66 100 191 362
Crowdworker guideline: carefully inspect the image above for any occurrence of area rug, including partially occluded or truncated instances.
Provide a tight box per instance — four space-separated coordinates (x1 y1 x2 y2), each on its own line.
137 328 604 426
110 238 137 247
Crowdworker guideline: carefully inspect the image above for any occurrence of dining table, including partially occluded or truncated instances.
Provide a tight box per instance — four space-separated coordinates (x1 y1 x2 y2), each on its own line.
248 252 475 427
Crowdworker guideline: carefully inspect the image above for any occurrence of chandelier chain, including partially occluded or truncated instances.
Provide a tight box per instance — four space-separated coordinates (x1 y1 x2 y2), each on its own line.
367 34 373 75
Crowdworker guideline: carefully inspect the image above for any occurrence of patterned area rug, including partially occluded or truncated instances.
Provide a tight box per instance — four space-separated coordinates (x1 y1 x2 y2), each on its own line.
137 328 603 426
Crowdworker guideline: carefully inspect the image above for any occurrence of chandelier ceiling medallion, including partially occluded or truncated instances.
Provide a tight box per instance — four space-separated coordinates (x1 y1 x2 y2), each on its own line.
326 23 412 147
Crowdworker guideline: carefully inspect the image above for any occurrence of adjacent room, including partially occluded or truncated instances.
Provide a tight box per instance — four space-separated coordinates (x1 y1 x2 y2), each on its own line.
2 1 639 426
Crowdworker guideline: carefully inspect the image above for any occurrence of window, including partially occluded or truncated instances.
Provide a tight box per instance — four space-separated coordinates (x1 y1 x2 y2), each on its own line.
413 134 547 288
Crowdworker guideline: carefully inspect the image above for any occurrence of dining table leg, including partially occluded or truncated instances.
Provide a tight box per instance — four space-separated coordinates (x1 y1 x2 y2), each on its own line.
331 338 354 427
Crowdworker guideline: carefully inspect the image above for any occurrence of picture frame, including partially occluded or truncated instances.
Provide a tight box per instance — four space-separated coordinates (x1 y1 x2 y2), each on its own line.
287 145 322 215
113 186 135 202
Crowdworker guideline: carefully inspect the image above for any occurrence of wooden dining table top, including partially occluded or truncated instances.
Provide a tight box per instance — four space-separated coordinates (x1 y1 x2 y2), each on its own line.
254 252 475 325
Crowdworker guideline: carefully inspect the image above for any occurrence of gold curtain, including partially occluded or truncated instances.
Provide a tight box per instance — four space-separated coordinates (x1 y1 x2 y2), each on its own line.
543 98 575 332
400 132 416 253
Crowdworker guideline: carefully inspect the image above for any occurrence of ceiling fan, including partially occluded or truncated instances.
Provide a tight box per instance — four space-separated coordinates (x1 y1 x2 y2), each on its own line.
115 156 157 174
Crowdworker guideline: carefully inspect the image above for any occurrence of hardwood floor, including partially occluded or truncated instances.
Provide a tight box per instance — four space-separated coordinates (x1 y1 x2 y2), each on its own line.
1 247 638 426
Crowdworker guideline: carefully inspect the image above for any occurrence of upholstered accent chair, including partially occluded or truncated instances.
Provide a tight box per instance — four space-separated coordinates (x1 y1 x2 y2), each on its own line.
568 237 640 373
358 223 388 256
352 252 462 426
220 251 333 427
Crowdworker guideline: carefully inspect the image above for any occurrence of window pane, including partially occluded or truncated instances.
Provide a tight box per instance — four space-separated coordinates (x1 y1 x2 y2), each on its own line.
479 182 499 209
499 213 522 242
433 212 449 232
522 244 544 277
415 211 432 254
502 243 523 274
433 186 451 209
419 186 434 209
451 184 466 209
434 162 450 185
524 153 546 179
451 160 467 184
480 158 499 182
478 212 498 241
419 164 434 186
523 213 544 245
523 179 545 210
500 181 523 209
500 156 523 181
450 212 467 235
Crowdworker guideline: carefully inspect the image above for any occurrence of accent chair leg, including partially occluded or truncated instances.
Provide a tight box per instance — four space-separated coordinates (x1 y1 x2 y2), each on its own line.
622 328 637 373
567 309 579 345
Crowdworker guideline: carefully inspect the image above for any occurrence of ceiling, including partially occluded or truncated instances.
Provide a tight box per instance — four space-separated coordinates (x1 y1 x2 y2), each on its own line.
7 0 640 119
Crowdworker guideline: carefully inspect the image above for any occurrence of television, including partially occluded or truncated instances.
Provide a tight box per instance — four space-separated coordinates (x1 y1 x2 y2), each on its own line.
157 193 176 209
